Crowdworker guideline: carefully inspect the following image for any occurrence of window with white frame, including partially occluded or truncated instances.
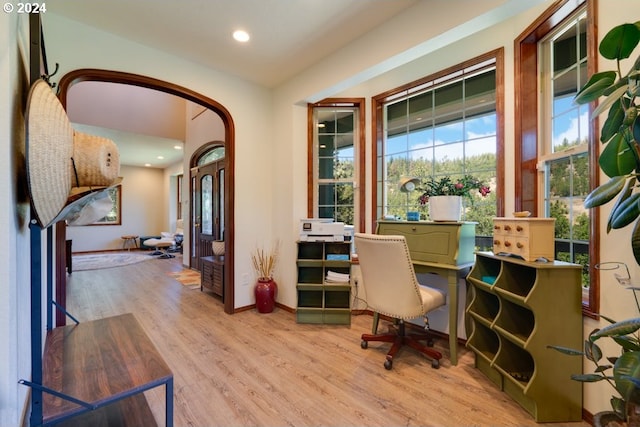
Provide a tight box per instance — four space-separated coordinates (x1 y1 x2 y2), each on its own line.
538 9 591 288
309 101 363 230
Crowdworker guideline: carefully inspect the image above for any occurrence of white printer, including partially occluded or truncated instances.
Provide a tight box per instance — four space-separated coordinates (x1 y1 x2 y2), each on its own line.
299 218 345 242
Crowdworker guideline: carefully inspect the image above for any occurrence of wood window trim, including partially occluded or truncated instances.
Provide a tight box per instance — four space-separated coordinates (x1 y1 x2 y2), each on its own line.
514 0 599 317
307 98 366 232
370 48 505 233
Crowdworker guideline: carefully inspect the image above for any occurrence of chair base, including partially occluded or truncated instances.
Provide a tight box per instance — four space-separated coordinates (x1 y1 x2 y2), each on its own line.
361 321 441 370
148 244 175 259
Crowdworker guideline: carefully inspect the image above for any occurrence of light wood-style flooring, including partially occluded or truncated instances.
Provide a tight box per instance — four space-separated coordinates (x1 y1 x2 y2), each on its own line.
66 254 590 427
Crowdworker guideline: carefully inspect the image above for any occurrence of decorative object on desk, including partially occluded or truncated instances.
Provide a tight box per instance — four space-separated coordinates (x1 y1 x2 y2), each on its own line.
549 262 640 426
212 240 225 255
513 210 531 217
492 217 555 262
251 241 280 313
428 195 462 221
406 211 420 221
72 252 151 271
399 176 420 193
399 176 422 221
575 21 640 267
418 175 490 221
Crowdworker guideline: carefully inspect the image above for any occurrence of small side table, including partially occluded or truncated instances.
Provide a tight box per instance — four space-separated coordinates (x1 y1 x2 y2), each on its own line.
201 255 224 298
121 235 139 251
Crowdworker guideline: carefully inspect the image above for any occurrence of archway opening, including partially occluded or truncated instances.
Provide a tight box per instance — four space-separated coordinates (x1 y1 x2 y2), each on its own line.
58 69 236 314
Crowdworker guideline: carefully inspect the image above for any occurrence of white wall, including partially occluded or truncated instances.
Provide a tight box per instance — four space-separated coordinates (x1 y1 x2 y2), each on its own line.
1 11 37 427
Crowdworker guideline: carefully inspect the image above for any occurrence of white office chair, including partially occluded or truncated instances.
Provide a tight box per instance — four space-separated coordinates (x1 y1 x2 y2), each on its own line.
354 233 446 369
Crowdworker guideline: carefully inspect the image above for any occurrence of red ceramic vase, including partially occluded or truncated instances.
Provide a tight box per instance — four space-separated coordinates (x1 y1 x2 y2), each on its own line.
255 278 277 313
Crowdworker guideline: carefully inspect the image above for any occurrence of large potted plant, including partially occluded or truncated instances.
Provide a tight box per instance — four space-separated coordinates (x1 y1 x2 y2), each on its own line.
550 265 640 425
551 20 640 426
579 21 640 264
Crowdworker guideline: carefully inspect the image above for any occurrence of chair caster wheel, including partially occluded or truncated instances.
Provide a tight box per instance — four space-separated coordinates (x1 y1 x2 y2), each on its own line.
384 359 393 370
431 359 440 369
361 340 368 349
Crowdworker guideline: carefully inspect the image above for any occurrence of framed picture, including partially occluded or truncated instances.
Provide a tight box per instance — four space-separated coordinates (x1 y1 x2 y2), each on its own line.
92 185 121 225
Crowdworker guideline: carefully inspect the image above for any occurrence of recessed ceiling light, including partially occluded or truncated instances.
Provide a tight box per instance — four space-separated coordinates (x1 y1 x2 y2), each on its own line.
145 163 151 167
157 155 165 160
233 30 250 43
174 145 183 150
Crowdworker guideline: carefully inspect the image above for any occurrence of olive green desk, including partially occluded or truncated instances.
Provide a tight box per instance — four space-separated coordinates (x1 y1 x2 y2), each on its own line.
376 220 476 365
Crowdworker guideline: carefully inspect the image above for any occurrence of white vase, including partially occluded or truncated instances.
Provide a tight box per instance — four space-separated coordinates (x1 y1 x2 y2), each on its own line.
429 195 462 221
212 240 225 255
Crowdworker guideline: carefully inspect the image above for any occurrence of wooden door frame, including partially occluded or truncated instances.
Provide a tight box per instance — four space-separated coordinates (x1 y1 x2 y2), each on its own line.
190 152 225 271
57 68 236 315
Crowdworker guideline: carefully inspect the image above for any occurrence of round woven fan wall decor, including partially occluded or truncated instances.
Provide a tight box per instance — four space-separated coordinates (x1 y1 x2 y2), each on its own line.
25 79 73 228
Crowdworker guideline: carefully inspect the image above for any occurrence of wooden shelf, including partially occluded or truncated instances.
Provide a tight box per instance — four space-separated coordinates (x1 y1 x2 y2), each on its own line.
296 241 351 325
41 313 173 426
466 252 582 422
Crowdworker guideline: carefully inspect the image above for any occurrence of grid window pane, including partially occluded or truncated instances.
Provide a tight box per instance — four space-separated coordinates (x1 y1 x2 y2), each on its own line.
378 64 498 235
313 106 358 224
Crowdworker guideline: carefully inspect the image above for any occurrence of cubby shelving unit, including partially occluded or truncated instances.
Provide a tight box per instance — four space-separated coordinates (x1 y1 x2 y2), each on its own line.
296 241 351 325
466 252 583 422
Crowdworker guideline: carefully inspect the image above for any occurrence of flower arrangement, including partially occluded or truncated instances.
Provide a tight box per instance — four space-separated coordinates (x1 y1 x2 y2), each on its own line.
251 241 280 280
418 175 491 205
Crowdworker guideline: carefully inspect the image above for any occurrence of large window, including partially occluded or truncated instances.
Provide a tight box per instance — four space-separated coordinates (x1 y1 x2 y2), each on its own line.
515 0 598 314
373 50 503 237
540 10 591 290
308 99 365 232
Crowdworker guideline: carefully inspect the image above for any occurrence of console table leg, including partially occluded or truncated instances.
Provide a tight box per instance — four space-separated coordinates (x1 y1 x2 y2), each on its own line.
166 378 174 427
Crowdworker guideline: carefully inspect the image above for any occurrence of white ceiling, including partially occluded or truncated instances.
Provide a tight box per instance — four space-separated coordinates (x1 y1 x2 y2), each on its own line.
49 0 419 88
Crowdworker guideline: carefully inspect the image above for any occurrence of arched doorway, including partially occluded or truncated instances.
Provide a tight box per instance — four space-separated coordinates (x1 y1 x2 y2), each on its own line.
191 143 225 270
57 69 236 314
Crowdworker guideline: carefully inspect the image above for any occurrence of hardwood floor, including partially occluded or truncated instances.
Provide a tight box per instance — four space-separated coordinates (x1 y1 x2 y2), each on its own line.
65 254 590 427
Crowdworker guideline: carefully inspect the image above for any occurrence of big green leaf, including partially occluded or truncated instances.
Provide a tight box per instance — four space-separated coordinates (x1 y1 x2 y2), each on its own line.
632 220 640 266
608 178 634 232
611 193 640 229
585 176 627 208
612 334 640 352
593 86 631 120
572 373 606 382
591 318 640 341
614 351 640 403
586 339 603 364
599 132 636 177
600 23 640 61
633 115 640 142
601 98 626 143
575 71 617 104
